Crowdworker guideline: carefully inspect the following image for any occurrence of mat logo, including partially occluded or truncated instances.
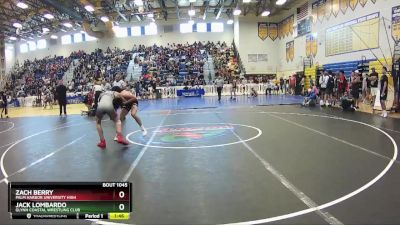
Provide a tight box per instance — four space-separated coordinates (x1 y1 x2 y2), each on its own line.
154 125 234 143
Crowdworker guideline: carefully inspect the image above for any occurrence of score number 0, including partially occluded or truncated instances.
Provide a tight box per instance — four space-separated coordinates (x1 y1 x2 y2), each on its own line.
119 191 125 211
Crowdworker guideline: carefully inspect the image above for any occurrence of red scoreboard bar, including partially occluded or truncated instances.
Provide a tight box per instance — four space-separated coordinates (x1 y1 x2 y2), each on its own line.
8 182 132 220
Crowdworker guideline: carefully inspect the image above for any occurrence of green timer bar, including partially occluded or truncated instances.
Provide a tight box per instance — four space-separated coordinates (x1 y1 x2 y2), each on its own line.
9 182 132 220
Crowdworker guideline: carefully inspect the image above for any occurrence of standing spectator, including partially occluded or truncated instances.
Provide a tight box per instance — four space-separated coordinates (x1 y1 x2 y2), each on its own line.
309 76 314 88
300 76 305 95
280 77 284 94
369 67 379 106
0 91 9 118
380 67 389 118
56 80 67 116
113 75 126 89
215 76 224 102
351 70 362 109
337 70 347 98
319 71 329 106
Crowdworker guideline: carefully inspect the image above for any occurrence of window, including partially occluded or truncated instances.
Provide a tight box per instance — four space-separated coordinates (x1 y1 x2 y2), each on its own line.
131 26 141 36
145 23 157 35
84 33 97 41
113 26 128 37
37 39 46 49
20 43 28 53
180 23 193 33
74 33 83 43
211 22 224 32
27 41 36 51
196 23 207 32
61 35 72 44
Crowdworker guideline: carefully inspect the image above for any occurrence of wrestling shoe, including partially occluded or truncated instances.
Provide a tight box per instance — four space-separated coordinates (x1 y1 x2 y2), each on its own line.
142 128 147 136
97 139 106 148
117 134 129 145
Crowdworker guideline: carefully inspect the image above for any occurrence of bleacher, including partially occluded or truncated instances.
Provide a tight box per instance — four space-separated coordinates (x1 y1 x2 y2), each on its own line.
323 59 374 78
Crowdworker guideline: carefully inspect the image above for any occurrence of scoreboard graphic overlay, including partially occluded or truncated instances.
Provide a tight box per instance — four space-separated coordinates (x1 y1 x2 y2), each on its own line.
8 182 132 220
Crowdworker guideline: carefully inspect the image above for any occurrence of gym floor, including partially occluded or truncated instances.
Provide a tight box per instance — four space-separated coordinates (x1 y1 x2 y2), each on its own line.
0 96 400 225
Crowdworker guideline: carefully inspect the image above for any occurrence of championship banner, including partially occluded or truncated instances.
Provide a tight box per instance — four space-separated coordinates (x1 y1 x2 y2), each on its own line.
359 0 367 7
311 35 318 57
340 0 349 14
393 5 400 42
289 41 295 61
258 22 268 41
268 23 278 41
289 15 294 35
325 0 332 19
277 22 282 39
283 19 289 37
306 35 312 57
349 0 358 11
317 0 326 22
332 0 340 17
286 42 290 62
312 1 319 23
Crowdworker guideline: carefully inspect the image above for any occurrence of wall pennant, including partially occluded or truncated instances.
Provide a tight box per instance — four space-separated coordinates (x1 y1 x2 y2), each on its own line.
258 22 269 41
349 0 358 11
289 16 294 35
332 0 340 17
359 0 367 7
306 35 312 57
312 1 319 23
268 23 278 41
325 0 333 19
317 0 326 22
340 0 349 14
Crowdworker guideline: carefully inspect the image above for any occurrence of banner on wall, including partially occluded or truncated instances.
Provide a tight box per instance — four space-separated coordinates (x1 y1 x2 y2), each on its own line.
278 22 282 39
289 16 294 35
258 22 269 41
306 35 312 57
359 0 367 7
286 41 295 62
297 17 312 37
311 35 318 57
312 1 318 23
349 0 358 11
317 0 326 22
340 0 349 14
268 23 278 41
325 0 332 19
393 5 400 42
332 0 340 17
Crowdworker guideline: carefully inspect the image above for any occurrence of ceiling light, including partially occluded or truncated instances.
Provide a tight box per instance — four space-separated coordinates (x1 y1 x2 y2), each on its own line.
136 15 141 21
134 0 143 6
151 18 155 22
261 10 270 16
80 30 85 33
44 13 54 19
243 0 251 3
189 0 196 2
100 16 109 22
233 9 241 16
13 22 22 28
276 0 286 5
60 29 67 32
9 37 17 41
76 23 81 27
188 9 195 16
42 27 49 33
188 20 194 25
84 5 95 12
147 13 154 18
16 2 28 9
227 19 233 24
63 22 72 28
50 35 58 39
28 36 34 39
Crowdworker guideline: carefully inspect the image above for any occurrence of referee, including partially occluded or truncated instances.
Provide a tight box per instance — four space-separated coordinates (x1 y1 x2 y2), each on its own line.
215 76 224 102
